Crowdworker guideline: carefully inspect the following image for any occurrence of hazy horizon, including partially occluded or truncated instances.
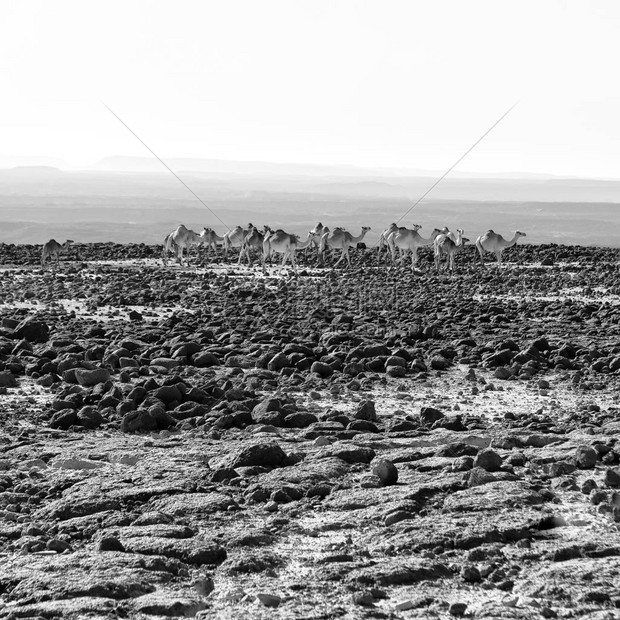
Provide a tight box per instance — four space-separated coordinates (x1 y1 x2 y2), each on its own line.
1 155 620 183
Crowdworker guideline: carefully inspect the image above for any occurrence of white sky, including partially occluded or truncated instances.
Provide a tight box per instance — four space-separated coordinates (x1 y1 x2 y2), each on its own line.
1 0 620 177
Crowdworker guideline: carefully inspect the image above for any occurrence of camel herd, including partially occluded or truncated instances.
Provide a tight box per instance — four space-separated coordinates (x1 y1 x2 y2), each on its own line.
155 222 527 272
38 224 526 271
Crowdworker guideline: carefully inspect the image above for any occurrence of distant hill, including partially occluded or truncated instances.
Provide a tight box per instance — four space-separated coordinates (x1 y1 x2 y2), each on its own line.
1 166 63 177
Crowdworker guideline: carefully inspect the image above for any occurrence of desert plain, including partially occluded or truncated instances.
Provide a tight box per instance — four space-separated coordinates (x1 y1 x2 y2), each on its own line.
1 241 620 619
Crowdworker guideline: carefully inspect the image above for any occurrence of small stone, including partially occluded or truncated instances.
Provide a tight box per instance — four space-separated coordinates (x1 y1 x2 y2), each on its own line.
460 565 481 583
360 474 382 488
370 458 398 486
420 406 444 425
256 593 281 608
473 448 503 472
384 510 415 526
575 446 598 469
581 479 597 494
605 468 620 488
98 537 125 552
394 600 415 611
355 400 376 421
74 368 111 387
50 458 105 470
449 602 468 616
313 436 332 447
47 538 72 553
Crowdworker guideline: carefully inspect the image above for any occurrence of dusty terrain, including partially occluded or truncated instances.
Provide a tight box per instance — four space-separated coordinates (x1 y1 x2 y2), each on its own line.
2 241 620 619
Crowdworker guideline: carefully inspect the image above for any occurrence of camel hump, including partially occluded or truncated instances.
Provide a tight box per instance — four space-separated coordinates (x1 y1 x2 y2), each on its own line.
486 229 495 234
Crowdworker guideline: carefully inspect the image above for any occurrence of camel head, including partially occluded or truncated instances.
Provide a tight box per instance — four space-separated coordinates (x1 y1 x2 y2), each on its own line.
64 240 74 247
361 226 371 233
412 224 422 231
516 231 526 238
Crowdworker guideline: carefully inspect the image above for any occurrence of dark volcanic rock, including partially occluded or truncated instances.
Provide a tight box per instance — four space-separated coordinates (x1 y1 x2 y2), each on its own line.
14 316 49 343
214 443 287 469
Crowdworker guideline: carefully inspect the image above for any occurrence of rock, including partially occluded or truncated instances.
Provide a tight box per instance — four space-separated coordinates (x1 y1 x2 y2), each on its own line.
50 458 105 470
355 400 376 421
152 385 183 406
134 594 208 617
386 365 407 378
384 510 416 526
348 560 451 586
449 602 468 616
494 367 511 380
314 443 376 464
268 353 290 372
193 351 220 367
14 317 49 342
461 565 481 582
121 409 158 433
394 600 415 611
74 368 111 387
150 358 180 370
311 361 334 378
49 408 78 430
215 443 287 469
473 448 503 472
0 371 17 388
575 446 598 469
76 406 103 429
371 458 398 486
430 355 451 370
605 468 620 488
256 593 281 608
98 537 125 552
420 407 444 426
284 412 318 428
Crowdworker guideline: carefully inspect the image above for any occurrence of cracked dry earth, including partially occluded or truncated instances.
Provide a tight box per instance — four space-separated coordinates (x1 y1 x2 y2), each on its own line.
2 242 620 619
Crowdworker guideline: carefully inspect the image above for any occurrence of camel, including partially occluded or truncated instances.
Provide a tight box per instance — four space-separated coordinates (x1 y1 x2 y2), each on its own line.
41 239 73 267
201 227 226 254
475 230 527 268
239 225 272 266
434 228 467 272
319 226 371 267
162 225 203 266
223 223 253 259
305 222 326 259
262 230 316 274
378 223 422 264
386 227 444 269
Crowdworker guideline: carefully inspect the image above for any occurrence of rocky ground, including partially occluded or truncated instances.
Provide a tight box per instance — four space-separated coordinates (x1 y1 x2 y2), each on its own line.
2 242 620 619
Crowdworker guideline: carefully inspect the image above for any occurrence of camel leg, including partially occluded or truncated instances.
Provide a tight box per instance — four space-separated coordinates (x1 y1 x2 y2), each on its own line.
333 249 345 268
475 242 487 268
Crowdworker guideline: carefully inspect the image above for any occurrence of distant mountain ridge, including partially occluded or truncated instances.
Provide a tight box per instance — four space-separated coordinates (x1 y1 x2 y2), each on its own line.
89 155 563 180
